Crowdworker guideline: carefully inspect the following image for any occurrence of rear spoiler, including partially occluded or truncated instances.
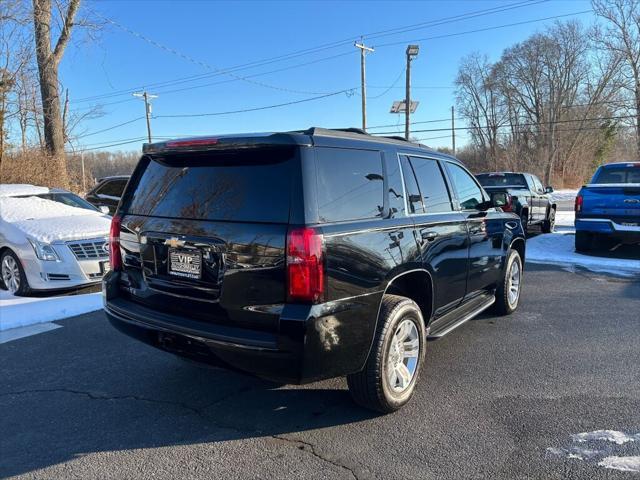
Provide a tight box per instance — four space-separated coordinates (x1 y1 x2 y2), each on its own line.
142 133 310 154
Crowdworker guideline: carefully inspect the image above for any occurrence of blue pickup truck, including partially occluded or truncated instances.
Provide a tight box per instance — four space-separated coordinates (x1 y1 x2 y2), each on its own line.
575 162 640 252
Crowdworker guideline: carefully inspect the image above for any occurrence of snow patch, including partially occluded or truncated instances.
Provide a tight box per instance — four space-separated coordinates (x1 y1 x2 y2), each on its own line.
526 233 640 277
598 456 640 472
547 446 601 460
526 210 640 277
0 184 49 197
0 289 102 331
0 196 110 243
572 430 639 445
551 189 578 202
0 322 61 344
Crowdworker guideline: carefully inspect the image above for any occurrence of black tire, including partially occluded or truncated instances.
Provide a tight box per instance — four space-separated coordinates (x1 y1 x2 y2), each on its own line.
575 231 592 252
347 294 426 413
1 250 31 296
493 249 523 316
520 210 529 237
542 207 555 233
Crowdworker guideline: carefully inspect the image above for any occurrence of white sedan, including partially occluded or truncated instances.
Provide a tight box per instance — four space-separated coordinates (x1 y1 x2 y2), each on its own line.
0 184 112 296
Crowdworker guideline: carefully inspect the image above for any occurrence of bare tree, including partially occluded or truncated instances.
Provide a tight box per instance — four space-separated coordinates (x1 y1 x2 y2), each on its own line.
0 0 31 166
32 0 81 182
592 0 640 156
455 53 507 170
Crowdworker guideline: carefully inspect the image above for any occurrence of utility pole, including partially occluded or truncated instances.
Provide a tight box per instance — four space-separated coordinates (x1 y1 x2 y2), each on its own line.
133 91 158 143
355 40 374 132
405 45 419 140
451 105 456 155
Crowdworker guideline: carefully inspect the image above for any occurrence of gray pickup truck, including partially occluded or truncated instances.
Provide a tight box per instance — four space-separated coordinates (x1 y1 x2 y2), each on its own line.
476 172 557 235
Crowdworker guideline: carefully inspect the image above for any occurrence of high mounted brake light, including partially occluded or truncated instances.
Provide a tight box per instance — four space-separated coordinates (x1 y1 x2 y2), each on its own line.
287 227 325 303
165 138 219 148
109 214 122 271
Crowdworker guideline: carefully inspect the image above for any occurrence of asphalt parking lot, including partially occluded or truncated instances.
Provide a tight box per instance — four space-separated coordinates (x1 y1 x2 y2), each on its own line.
1 264 639 480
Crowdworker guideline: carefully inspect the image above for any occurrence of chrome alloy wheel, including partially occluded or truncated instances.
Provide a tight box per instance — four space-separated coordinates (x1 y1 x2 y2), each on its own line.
386 319 420 393
2 255 21 294
507 259 521 307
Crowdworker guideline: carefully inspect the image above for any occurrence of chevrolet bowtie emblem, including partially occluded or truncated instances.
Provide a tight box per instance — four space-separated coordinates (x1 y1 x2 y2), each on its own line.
164 237 186 248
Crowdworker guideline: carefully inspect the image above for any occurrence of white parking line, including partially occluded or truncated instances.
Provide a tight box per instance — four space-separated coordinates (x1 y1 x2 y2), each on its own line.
0 322 62 344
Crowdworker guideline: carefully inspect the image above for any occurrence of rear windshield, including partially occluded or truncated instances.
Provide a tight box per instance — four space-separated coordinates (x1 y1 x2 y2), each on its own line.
593 166 640 184
126 147 295 222
476 173 527 187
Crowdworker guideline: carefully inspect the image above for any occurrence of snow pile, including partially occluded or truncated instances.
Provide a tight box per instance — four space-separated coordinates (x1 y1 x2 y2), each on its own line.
0 289 102 331
548 430 640 473
527 233 640 276
551 189 578 202
0 196 97 222
0 196 110 243
0 184 49 198
572 430 639 445
526 209 640 277
598 456 640 472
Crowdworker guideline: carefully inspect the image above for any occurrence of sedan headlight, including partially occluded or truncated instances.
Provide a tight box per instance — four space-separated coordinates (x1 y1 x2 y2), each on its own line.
28 239 60 261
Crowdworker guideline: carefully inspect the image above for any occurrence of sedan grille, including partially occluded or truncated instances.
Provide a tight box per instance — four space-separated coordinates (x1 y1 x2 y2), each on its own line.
67 239 109 260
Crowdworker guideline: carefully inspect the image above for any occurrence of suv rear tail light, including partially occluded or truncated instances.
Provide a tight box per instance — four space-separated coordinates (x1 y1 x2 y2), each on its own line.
575 194 583 213
287 227 324 303
109 214 122 271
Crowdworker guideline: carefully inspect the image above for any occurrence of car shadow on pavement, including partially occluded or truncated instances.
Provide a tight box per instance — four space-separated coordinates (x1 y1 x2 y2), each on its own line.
0 320 379 478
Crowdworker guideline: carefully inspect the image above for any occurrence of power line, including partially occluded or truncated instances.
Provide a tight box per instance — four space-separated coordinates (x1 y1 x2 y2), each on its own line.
155 89 355 118
68 7 594 119
75 116 145 139
368 117 451 129
74 0 550 105
372 9 593 48
371 114 637 135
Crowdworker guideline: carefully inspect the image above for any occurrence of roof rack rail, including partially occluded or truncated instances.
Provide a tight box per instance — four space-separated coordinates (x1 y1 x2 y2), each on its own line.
383 135 410 142
330 128 369 135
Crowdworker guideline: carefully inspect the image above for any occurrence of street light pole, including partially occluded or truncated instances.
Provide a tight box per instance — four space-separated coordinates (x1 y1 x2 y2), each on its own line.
405 45 419 140
355 40 374 132
133 91 158 143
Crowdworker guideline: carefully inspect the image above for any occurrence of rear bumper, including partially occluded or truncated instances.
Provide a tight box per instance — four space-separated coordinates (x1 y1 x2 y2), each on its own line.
103 272 381 384
575 218 640 241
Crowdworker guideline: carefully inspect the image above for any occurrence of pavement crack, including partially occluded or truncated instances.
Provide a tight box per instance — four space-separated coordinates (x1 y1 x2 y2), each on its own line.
272 434 362 480
0 388 203 416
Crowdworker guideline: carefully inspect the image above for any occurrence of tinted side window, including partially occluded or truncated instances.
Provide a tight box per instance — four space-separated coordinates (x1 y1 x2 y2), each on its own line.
400 155 424 214
409 157 452 213
97 180 126 197
315 148 384 223
446 162 485 210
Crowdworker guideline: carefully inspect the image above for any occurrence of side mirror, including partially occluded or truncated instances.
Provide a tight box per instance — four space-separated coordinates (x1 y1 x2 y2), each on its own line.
545 186 554 194
99 206 111 215
491 192 509 208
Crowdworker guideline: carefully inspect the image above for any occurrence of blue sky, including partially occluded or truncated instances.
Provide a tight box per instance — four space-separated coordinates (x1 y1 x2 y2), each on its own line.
63 0 595 152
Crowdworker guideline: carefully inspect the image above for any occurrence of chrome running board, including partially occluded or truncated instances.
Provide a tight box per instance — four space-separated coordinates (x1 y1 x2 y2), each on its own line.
428 296 495 339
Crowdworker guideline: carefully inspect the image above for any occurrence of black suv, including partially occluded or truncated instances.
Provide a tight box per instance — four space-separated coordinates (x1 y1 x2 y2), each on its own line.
85 175 130 215
104 128 526 413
